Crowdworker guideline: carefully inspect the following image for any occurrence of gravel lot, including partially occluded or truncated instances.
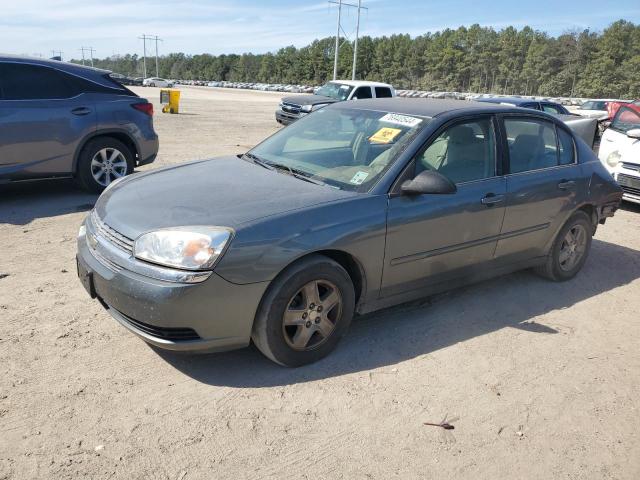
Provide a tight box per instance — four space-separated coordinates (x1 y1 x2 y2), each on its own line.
1 86 639 480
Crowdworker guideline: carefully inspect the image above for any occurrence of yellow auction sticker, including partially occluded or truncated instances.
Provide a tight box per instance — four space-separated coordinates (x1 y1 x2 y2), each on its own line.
369 127 402 144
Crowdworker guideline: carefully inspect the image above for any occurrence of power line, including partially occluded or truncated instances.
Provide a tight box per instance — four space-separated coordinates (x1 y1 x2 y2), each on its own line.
51 50 63 61
328 0 368 80
139 34 163 78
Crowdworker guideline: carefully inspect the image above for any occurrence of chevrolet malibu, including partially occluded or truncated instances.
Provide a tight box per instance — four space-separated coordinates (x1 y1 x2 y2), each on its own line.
77 99 622 367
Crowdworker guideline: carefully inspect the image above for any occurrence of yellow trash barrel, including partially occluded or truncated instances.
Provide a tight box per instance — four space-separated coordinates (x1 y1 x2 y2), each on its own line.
160 89 180 114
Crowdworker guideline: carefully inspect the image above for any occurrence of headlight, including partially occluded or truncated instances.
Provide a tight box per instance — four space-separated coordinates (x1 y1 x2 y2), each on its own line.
606 151 621 168
301 104 327 113
78 224 86 239
134 226 233 270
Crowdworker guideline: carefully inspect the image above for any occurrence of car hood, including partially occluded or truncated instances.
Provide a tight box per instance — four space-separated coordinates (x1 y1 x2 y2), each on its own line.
95 156 355 239
281 94 338 106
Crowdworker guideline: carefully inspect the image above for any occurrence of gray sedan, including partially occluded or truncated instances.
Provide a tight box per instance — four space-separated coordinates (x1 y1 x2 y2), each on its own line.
76 98 623 366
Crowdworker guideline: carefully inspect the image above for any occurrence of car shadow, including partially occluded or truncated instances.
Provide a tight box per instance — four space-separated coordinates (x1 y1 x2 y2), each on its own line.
157 238 640 387
0 179 98 225
620 201 640 214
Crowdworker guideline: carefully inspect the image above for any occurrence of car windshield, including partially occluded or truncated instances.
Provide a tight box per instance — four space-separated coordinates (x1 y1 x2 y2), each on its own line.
248 107 429 191
315 82 354 100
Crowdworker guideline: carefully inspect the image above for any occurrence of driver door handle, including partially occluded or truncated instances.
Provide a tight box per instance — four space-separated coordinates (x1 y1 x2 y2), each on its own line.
481 193 505 206
558 180 576 190
71 107 92 116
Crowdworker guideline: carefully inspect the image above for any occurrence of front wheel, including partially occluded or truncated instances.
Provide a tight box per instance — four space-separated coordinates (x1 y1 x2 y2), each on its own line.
75 138 133 193
535 211 592 281
252 255 355 367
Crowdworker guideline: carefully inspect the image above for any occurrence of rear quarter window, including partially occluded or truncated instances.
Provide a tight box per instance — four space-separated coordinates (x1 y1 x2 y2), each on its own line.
375 87 393 98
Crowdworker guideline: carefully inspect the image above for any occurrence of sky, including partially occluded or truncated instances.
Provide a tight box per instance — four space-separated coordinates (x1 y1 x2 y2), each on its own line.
2 0 639 60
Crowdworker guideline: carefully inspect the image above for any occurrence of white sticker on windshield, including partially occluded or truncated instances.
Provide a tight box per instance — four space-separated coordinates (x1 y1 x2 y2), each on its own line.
350 171 369 185
379 113 423 128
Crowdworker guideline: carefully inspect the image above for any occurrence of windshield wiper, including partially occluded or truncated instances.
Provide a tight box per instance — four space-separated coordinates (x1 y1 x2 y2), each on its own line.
242 152 275 170
268 163 327 186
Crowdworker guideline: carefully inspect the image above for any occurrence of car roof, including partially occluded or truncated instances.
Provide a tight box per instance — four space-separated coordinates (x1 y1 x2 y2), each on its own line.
476 96 542 106
331 97 532 117
329 80 393 88
0 53 126 91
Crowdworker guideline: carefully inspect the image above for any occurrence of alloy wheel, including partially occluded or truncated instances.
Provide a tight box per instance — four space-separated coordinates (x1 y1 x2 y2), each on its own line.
282 280 342 351
558 224 587 272
90 148 128 187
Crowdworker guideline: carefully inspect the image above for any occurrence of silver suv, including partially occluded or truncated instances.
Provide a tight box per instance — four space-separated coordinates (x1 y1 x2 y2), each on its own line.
0 55 159 192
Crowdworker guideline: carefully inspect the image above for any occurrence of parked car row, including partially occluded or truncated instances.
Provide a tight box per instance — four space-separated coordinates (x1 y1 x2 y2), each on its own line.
174 79 316 93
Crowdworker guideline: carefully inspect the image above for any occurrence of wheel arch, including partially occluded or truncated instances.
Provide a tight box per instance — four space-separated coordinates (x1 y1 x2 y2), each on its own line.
72 130 140 175
261 249 367 311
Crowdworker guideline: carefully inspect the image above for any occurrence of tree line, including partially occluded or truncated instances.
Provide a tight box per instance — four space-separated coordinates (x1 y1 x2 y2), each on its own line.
75 20 640 98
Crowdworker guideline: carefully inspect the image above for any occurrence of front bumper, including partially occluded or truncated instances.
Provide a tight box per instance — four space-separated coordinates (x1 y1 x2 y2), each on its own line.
613 166 640 205
77 224 269 353
275 109 302 125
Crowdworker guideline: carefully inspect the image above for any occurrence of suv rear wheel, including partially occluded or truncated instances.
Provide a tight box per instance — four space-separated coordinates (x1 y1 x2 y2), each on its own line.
76 137 134 193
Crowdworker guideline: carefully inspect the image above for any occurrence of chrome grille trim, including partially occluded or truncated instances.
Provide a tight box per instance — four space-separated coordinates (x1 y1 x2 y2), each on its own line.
91 210 134 254
92 248 123 273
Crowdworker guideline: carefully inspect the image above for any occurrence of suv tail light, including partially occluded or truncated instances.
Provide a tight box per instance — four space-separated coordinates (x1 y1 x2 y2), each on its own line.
132 102 153 116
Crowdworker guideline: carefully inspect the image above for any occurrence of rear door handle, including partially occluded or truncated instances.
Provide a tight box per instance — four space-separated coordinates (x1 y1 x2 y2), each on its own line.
71 107 92 116
558 180 576 190
481 193 505 206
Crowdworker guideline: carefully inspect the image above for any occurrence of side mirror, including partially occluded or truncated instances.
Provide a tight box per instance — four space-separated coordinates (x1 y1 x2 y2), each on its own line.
401 170 457 195
626 128 640 140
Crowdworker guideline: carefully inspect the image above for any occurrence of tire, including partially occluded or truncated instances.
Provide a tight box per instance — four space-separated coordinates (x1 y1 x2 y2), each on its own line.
75 137 134 193
251 255 355 367
534 211 592 281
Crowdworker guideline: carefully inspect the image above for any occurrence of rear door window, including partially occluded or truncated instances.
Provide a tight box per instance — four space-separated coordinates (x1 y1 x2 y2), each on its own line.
375 87 393 98
0 63 78 100
352 87 372 99
504 118 559 173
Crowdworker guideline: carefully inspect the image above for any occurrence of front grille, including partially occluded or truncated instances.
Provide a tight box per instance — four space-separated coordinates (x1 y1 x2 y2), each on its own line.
91 210 134 254
281 102 301 114
617 174 640 197
621 162 640 173
114 308 201 341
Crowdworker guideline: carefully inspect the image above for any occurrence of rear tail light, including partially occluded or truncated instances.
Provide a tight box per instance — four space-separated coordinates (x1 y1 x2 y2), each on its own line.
132 102 153 116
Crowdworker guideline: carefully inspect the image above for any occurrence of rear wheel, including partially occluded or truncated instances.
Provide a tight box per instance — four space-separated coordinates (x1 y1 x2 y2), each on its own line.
535 211 592 281
252 255 355 367
76 138 133 193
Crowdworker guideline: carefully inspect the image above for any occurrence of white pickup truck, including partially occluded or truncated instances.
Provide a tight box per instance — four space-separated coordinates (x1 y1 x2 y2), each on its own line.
276 80 396 125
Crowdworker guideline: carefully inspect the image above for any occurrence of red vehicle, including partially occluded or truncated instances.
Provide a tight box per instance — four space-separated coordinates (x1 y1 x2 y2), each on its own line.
607 100 640 121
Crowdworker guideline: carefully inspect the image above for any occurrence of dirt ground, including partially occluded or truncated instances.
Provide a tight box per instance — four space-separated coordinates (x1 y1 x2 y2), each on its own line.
1 86 640 480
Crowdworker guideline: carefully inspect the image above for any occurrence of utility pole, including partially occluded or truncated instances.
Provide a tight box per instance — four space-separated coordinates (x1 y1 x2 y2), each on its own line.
139 35 147 78
329 1 368 81
351 0 366 80
51 50 63 61
139 34 162 78
79 47 95 66
332 0 342 81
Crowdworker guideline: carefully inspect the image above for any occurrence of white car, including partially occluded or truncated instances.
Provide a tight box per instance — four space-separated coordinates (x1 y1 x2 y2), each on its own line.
599 105 640 204
143 77 173 88
576 100 610 120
